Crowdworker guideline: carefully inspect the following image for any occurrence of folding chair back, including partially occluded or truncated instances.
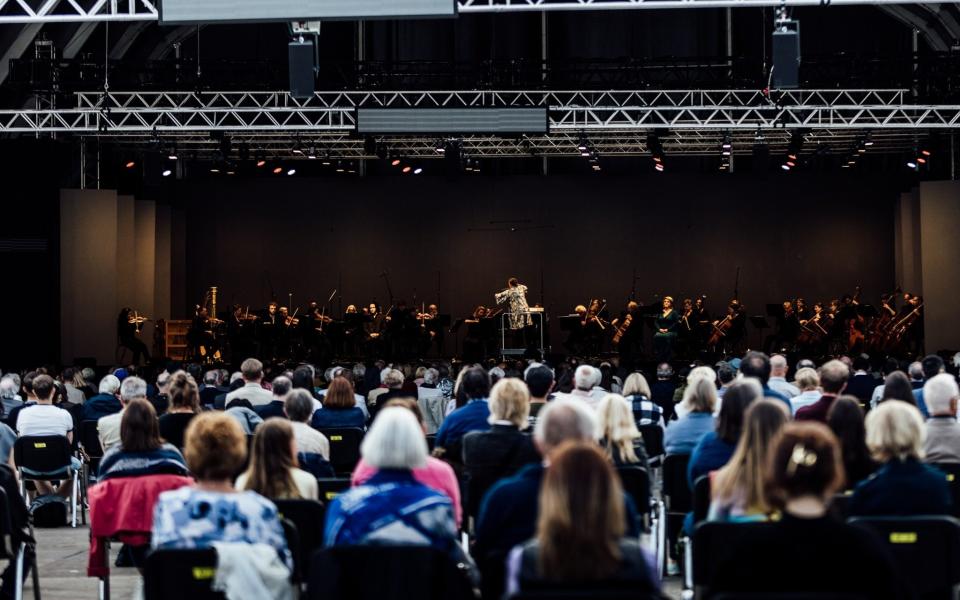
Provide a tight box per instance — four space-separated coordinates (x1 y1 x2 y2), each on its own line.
78 421 103 459
14 436 73 478
661 454 692 513
616 467 652 527
143 548 225 600
848 515 960 600
692 521 777 599
316 428 364 475
316 478 351 503
930 463 960 518
638 425 665 463
274 499 326 580
692 475 711 526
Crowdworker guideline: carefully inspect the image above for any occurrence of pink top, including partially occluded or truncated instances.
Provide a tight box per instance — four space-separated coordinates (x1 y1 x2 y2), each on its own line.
351 456 462 527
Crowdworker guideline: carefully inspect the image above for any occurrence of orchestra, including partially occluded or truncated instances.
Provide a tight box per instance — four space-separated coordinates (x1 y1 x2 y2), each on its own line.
136 282 924 366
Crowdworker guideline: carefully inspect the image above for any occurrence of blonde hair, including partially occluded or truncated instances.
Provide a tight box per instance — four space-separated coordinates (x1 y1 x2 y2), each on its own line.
682 376 717 414
865 400 925 462
488 378 531 428
712 400 788 514
794 367 820 391
596 394 641 464
621 373 652 398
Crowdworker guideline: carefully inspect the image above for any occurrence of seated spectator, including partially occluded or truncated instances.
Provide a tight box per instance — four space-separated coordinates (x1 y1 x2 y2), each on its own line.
716 363 736 399
880 370 915 406
621 372 663 428
352 398 461 527
16 374 79 496
796 359 848 423
768 354 799 399
284 389 329 460
198 370 224 408
320 367 371 421
826 396 877 489
709 422 907 599
597 394 649 468
158 371 200 450
152 412 291 569
0 375 22 418
505 442 659 597
82 375 122 422
673 366 716 419
688 379 762 488
869 358 903 408
849 400 952 516
789 367 821 415
557 365 606 408
98 376 148 451
922 373 960 463
324 406 472 574
311 377 366 430
98 399 188 481
62 367 87 405
237 419 318 500
224 358 274 408
664 377 717 455
845 354 879 407
224 398 264 435
524 363 555 406
913 354 946 418
254 375 291 420
739 351 792 409
370 368 408 413
908 361 925 389
434 366 492 453
708 400 788 522
463 378 540 518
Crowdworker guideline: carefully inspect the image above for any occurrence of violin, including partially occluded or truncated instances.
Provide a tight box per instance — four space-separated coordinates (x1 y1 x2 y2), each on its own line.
612 313 633 346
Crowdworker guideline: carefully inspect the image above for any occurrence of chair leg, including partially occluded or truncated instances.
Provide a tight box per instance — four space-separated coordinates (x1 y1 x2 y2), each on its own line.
14 543 24 600
70 472 77 528
29 544 39 600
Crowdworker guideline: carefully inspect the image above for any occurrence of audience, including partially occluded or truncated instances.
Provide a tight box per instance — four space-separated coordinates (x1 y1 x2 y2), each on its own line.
284 389 330 460
151 412 291 570
98 399 188 481
845 354 878 407
157 371 200 450
708 399 789 522
664 377 717 455
524 363 555 405
597 393 649 469
505 442 659 597
254 375 291 420
921 373 960 464
795 359 848 422
237 418 318 500
82 375 122 422
435 366 491 452
880 371 915 405
224 358 273 407
621 372 664 427
848 400 952 516
311 377 366 430
739 351 792 408
826 396 877 488
224 397 264 434
688 379 762 487
709 422 907 599
97 376 147 451
767 354 799 399
16 374 80 495
0 375 21 417
559 365 606 408
789 367 821 415
912 354 945 418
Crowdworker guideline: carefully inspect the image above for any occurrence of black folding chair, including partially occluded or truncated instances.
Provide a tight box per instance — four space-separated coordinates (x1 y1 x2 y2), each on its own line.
143 548 225 600
78 420 103 485
0 487 39 600
616 467 652 529
691 521 777 599
848 515 960 600
309 545 474 600
930 463 960 518
316 428 364 475
14 435 83 527
662 453 692 565
692 475 711 526
829 491 854 521
638 425 665 467
316 477 351 503
274 499 326 581
279 518 302 584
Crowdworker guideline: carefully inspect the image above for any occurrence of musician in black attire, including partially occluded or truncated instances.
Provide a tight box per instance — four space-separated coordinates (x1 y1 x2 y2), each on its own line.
364 303 386 358
117 308 151 365
723 300 748 356
612 301 642 371
463 305 490 364
258 302 280 360
187 307 216 361
227 304 256 365
765 300 800 354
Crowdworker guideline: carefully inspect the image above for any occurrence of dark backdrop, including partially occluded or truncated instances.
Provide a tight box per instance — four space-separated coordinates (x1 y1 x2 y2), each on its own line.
177 174 897 350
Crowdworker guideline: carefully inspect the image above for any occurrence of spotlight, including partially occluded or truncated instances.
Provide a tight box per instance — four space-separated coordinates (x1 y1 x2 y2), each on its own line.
435 140 446 154
210 168 220 174
167 146 179 161
654 163 664 172
322 156 332 166
287 169 296 176
788 154 797 161
921 149 931 156
227 171 236 176
781 164 791 171
414 167 423 175
786 161 796 167
256 160 267 168
125 160 136 169
162 169 172 177
402 166 412 174
917 157 927 164
273 167 283 174
864 140 874 147
391 158 401 167
336 161 345 173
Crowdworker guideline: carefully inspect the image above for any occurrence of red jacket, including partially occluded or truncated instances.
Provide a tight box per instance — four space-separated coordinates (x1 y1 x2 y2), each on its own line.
87 474 194 577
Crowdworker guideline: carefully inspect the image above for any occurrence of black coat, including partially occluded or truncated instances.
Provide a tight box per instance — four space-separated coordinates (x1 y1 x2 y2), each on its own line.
462 424 540 519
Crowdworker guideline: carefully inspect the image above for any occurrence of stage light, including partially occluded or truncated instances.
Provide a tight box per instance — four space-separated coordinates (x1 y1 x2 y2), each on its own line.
786 160 796 167
435 140 446 154
781 164 791 171
336 161 345 173
125 160 136 169
391 158 401 167
654 163 664 172
162 169 172 177
917 157 927 164
787 154 797 161
864 140 874 146
167 146 179 161
257 160 267 168
414 167 423 175
273 167 283 174
906 160 917 169
210 168 220 174
921 149 931 157
402 166 412 174
322 157 332 166
227 171 236 176
287 169 296 176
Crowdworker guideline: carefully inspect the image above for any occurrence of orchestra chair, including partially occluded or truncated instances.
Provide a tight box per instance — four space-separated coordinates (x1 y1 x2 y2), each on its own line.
316 428 364 475
273 499 326 582
316 477 352 503
308 546 475 600
662 454 692 572
14 436 82 527
848 515 960 600
78 420 104 485
638 425 665 469
0 486 39 600
143 549 225 600
930 463 960 518
690 521 777 599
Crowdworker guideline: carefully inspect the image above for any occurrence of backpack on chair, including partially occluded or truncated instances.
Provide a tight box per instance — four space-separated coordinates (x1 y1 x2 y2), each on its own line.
28 495 67 528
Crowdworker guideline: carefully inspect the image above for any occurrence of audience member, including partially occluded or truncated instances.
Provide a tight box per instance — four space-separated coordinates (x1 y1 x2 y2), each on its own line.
767 354 799 399
597 394 649 468
0 375 21 417
198 370 224 408
789 367 821 415
869 358 902 408
505 442 659 597
224 397 264 435
98 376 148 451
912 354 946 418
879 371 915 405
97 399 188 481
225 358 273 407
62 368 86 405
284 389 329 460
435 366 491 451
849 400 952 516
664 377 717 455
559 365 606 408
739 351 792 408
254 375 291 420
311 377 366 430
82 375 122 422
524 363 555 405
826 396 877 489
795 360 848 423
621 372 664 427
716 364 736 398
845 354 878 407
650 363 676 420
922 373 960 463
908 361 925 389
158 371 200 450
237 418 318 500
673 366 717 419
688 379 762 487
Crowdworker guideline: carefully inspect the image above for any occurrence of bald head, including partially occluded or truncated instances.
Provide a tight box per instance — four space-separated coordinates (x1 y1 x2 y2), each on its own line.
533 399 597 457
770 354 788 377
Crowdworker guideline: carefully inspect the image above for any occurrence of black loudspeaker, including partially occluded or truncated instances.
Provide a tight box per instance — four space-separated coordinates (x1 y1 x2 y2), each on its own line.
289 40 315 99
772 20 800 89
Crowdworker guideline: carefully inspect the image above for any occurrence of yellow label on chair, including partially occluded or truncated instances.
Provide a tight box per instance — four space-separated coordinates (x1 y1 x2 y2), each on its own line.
33 443 46 449
325 492 339 501
330 435 343 441
889 532 917 544
947 474 956 482
192 567 215 580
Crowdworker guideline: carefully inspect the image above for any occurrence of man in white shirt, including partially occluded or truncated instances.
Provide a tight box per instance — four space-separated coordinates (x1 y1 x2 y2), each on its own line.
768 354 800 399
225 358 274 407
922 374 960 463
16 374 78 495
97 376 148 451
556 365 606 409
789 367 822 416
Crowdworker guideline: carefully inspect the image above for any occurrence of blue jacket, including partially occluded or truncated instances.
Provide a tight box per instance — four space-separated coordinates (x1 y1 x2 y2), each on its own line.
687 431 736 489
255 401 287 420
310 407 365 430
664 412 715 455
435 399 491 449
82 394 123 422
849 458 952 517
912 388 930 418
762 386 793 411
474 463 640 561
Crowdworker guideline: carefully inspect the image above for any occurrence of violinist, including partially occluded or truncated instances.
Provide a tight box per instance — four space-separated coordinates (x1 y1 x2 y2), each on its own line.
117 307 151 365
276 306 298 360
188 306 218 361
581 299 607 356
653 296 680 361
612 301 642 369
228 304 257 362
463 305 490 363
258 301 280 360
343 304 364 355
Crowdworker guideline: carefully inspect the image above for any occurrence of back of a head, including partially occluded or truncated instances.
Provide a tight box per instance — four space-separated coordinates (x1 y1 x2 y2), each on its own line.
534 399 598 455
923 373 959 416
120 376 147 403
818 360 850 394
596 394 640 463
284 388 315 422
361 406 427 470
770 354 788 374
717 365 736 386
922 354 946 380
622 372 652 398
716 379 763 443
574 365 598 391
423 368 439 386
682 376 718 415
243 418 299 499
292 365 314 390
525 364 555 398
908 361 924 380
881 371 915 404
203 370 220 386
271 375 293 398
714 399 789 510
536 441 625 582
383 368 404 389
461 366 491 400
184 411 247 481
168 370 200 412
324 377 356 409
489 377 531 428
866 400 925 463
767 421 844 508
657 363 674 380
383 397 426 427
852 354 871 372
740 351 771 385
826 396 868 472
99 374 121 396
794 367 820 391
120 398 161 452
241 358 264 382
0 377 16 399
32 374 54 401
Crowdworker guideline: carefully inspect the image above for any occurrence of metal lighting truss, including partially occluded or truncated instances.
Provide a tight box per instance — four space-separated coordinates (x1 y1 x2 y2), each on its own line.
0 0 944 23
